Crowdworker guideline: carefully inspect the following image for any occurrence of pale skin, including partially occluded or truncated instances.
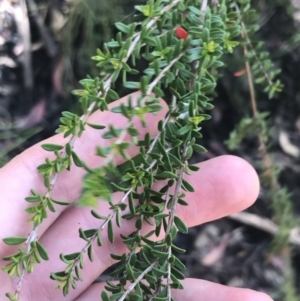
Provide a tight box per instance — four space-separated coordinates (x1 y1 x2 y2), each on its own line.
0 93 273 301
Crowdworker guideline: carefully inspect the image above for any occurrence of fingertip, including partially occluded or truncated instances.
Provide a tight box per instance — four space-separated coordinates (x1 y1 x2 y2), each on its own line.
181 155 260 226
176 279 273 301
240 290 274 301
219 155 260 208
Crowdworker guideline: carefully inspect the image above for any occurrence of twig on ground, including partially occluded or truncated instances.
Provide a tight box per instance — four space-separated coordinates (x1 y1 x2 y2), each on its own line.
228 212 300 247
14 0 33 89
26 0 58 57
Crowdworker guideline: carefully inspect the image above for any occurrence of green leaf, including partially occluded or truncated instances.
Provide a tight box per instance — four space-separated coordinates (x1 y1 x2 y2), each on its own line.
115 22 130 34
25 195 41 203
127 127 140 136
166 233 172 246
178 198 188 206
42 144 64 152
174 216 188 234
107 89 119 101
51 198 69 206
181 179 195 192
91 210 108 220
3 236 27 245
124 82 141 90
88 245 94 262
116 209 121 228
36 241 49 260
173 256 186 270
97 232 103 246
177 124 193 136
128 293 141 301
108 220 114 243
153 297 168 301
82 229 97 240
171 266 185 280
110 253 123 260
188 165 200 172
188 6 201 15
160 171 178 179
151 249 168 258
72 151 83 167
135 217 142 230
201 83 216 93
111 182 129 192
110 292 125 300
5 293 18 301
101 290 110 301
192 144 207 153
62 252 80 261
87 123 105 130
145 273 157 284
126 263 135 280
171 243 186 253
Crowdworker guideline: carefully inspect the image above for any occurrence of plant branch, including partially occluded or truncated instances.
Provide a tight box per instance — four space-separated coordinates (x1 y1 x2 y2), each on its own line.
235 4 274 87
119 261 157 301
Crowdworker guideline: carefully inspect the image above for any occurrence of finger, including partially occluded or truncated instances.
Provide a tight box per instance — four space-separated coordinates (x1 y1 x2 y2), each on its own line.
0 92 168 255
19 155 259 301
179 155 260 227
74 278 273 301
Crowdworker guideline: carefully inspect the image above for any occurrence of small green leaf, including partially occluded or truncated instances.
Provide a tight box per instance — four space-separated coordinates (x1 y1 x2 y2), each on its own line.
178 198 188 206
25 195 41 203
174 216 188 234
88 245 94 262
42 144 64 152
151 249 168 258
107 89 119 101
115 22 130 34
72 151 83 167
108 220 114 243
192 144 207 153
128 293 141 301
82 229 97 239
171 266 185 279
153 297 168 301
3 237 27 245
51 199 70 206
5 292 18 301
87 123 106 130
91 210 108 220
127 127 140 136
145 273 157 284
126 263 135 280
135 217 142 230
160 171 178 179
173 256 186 270
111 183 129 192
177 124 192 136
181 179 195 192
101 290 110 301
97 232 103 246
124 81 141 90
188 6 201 15
116 209 121 228
186 145 193 159
166 233 172 246
171 243 186 254
36 241 49 260
62 252 80 261
188 165 200 172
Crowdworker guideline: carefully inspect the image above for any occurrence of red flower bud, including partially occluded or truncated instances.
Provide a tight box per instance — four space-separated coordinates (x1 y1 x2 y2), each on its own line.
175 27 188 40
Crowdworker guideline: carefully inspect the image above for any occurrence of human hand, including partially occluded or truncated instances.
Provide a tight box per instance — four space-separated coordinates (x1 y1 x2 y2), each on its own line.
0 93 272 301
